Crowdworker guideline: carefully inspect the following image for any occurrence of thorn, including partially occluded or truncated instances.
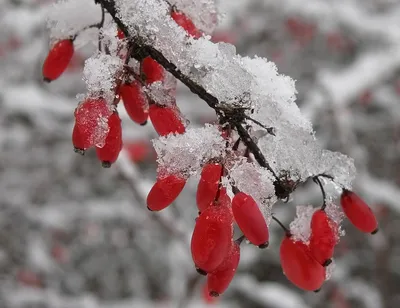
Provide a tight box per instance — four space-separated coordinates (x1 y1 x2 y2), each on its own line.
258 241 269 249
196 268 207 276
209 291 219 297
74 147 85 155
101 161 111 168
371 228 379 235
323 259 332 267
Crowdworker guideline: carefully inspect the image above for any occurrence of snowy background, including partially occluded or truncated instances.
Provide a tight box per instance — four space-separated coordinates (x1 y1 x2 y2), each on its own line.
1 0 400 307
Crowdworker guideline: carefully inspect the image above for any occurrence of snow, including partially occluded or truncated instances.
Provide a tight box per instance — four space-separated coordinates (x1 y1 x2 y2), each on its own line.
152 124 226 178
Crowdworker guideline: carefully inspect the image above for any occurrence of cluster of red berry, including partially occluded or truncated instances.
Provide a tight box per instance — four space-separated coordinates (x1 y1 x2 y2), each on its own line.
280 189 378 292
42 7 200 167
42 2 379 299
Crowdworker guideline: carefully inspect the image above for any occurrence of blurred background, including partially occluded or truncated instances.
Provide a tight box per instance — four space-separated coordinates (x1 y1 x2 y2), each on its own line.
0 0 399 307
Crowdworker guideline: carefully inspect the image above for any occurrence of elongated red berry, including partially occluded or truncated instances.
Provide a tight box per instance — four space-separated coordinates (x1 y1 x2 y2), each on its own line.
42 39 74 82
280 236 326 291
147 174 186 211
119 82 149 125
197 163 223 212
142 57 164 84
73 98 112 153
95 112 123 167
215 187 231 208
207 241 240 297
232 192 269 248
340 190 378 234
149 104 185 136
171 11 202 38
309 210 337 266
191 206 233 273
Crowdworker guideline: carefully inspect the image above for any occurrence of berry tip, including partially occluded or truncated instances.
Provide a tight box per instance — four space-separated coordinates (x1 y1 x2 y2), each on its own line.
258 241 269 249
101 161 112 168
371 228 379 235
74 147 85 155
196 268 207 276
209 291 219 297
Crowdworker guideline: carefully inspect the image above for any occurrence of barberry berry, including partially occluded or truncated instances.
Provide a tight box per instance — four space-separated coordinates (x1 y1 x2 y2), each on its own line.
196 163 223 213
119 82 149 125
232 192 269 248
149 104 186 136
142 57 164 84
73 98 112 153
42 39 74 82
95 112 123 168
280 235 326 291
309 209 337 266
207 241 240 297
191 206 233 273
171 10 202 38
340 190 378 234
147 174 186 211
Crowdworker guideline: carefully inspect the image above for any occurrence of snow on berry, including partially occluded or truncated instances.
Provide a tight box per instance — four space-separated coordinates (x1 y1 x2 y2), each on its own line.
229 160 275 224
289 205 317 244
73 97 113 150
152 124 226 178
83 53 124 104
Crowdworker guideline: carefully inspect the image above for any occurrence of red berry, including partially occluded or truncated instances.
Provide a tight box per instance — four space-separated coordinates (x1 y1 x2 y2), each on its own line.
42 39 74 82
142 57 164 84
280 236 326 291
119 82 149 125
147 174 186 211
73 98 112 153
95 112 123 167
215 187 231 208
232 192 269 248
202 282 218 304
207 241 240 297
197 163 223 212
340 190 378 234
149 104 186 136
309 209 337 266
125 140 153 163
171 11 202 38
191 206 233 273
117 28 125 39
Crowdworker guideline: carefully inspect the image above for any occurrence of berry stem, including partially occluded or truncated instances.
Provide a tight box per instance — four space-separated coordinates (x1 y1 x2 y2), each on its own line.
313 176 327 210
272 215 291 236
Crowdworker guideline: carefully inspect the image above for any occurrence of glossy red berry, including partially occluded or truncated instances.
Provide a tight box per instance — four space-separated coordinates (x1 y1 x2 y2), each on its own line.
117 28 125 39
309 209 337 266
95 112 123 167
147 175 186 211
207 241 240 297
191 206 233 273
142 57 164 84
340 190 378 234
73 98 112 153
215 187 231 208
232 192 269 248
149 104 185 136
119 82 149 125
171 11 202 38
280 236 326 291
42 39 74 82
196 163 223 213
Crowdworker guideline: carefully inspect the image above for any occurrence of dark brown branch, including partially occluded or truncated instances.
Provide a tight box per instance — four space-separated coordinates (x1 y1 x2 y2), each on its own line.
97 0 282 184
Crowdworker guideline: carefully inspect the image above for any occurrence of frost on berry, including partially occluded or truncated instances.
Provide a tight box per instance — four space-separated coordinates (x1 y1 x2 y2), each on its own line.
74 96 113 149
229 160 276 225
289 205 317 244
83 53 124 103
152 124 226 178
